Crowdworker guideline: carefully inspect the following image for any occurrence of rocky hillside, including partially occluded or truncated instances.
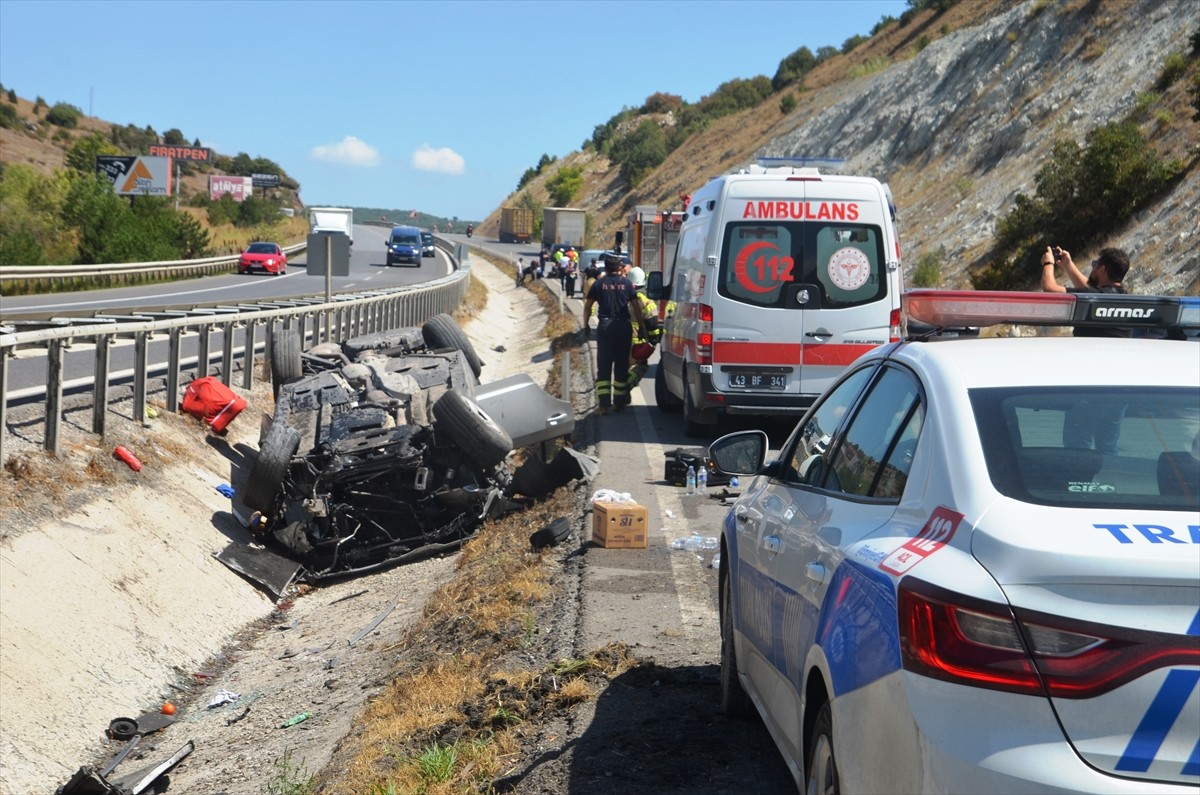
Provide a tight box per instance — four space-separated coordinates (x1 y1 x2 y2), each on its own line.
486 0 1199 296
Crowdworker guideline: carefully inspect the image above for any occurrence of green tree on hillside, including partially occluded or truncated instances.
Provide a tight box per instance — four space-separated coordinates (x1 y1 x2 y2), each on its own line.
546 166 584 206
65 132 120 173
610 119 667 187
45 102 81 128
162 128 187 145
773 46 816 91
978 120 1181 289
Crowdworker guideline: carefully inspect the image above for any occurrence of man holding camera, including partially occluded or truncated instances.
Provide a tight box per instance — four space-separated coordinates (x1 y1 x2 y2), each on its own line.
1040 245 1131 338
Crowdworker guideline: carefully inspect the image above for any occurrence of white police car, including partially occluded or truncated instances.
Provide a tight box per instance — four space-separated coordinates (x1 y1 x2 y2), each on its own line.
709 290 1200 794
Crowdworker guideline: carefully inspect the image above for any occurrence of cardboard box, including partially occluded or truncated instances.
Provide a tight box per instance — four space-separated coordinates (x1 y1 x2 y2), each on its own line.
592 501 648 549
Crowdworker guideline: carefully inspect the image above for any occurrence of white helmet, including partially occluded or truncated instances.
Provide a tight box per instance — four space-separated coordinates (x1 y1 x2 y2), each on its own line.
628 266 647 288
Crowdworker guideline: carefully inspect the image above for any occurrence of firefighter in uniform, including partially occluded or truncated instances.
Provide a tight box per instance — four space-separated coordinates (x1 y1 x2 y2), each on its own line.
583 255 647 415
625 267 661 389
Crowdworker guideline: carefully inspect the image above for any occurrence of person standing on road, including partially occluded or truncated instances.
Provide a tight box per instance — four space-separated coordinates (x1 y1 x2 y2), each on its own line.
564 256 579 298
583 256 647 415
625 267 661 390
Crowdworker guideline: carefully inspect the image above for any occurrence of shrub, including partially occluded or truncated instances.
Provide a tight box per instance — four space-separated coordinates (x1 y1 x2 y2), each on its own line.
780 94 798 115
640 92 682 114
1191 73 1200 121
162 128 187 145
848 57 890 79
45 102 81 128
610 119 667 187
772 46 816 91
0 103 17 130
842 34 868 54
915 34 931 52
546 166 584 206
65 132 120 173
912 248 943 287
1155 50 1189 92
986 120 1181 289
5 89 15 103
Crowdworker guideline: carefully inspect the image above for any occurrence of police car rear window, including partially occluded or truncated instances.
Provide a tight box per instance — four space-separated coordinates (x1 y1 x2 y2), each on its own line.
970 386 1199 511
718 222 886 309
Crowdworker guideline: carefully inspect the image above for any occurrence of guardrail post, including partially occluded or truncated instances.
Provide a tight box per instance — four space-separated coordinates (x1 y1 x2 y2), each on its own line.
45 338 66 455
92 333 112 436
133 331 148 426
221 321 235 384
0 349 9 464
264 320 276 377
166 328 182 413
197 324 211 379
243 320 258 390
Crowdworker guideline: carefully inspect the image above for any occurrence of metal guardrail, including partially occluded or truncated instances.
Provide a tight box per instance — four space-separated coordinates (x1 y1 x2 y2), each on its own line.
0 242 308 287
0 241 470 462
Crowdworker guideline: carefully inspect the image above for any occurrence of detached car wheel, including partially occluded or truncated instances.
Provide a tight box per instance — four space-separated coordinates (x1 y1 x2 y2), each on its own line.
432 389 512 469
271 329 303 399
422 313 483 377
243 423 300 514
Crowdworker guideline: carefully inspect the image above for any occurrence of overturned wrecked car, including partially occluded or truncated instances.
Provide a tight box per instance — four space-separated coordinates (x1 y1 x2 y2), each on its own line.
225 314 591 591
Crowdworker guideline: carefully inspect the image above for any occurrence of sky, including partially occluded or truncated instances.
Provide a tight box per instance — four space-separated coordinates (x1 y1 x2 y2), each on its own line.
0 0 908 221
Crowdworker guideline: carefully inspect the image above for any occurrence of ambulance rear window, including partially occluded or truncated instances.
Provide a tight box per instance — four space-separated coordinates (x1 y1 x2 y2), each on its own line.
718 222 887 309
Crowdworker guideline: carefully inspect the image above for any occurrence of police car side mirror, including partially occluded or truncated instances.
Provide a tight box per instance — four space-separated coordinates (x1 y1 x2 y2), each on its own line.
709 430 769 476
646 270 668 301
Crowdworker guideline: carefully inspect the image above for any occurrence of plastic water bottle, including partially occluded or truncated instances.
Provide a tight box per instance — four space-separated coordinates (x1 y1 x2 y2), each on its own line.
697 462 708 496
730 476 740 488
685 465 696 495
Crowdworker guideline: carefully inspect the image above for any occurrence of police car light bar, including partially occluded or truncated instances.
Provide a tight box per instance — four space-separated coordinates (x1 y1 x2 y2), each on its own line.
904 290 1074 327
904 290 1199 331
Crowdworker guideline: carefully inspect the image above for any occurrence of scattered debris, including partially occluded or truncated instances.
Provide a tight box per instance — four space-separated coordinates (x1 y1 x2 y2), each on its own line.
279 711 312 729
207 689 240 709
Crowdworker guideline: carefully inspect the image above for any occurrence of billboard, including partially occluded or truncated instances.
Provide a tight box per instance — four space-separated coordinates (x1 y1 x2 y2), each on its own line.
251 173 280 188
209 175 253 202
147 144 212 163
95 156 172 196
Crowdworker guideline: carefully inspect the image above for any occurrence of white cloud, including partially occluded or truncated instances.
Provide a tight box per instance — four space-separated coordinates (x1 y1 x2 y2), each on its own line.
411 144 465 175
310 136 380 167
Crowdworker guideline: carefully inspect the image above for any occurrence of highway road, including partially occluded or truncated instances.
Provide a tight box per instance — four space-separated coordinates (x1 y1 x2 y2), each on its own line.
0 224 451 320
0 224 455 399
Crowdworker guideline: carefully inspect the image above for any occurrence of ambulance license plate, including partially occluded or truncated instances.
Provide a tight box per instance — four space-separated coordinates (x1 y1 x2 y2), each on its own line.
727 369 787 390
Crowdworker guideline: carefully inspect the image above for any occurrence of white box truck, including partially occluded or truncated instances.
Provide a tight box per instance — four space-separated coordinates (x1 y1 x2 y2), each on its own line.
309 207 354 246
542 207 586 249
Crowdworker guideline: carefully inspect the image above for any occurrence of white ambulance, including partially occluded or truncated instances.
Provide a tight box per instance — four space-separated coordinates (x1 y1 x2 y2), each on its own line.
647 159 904 436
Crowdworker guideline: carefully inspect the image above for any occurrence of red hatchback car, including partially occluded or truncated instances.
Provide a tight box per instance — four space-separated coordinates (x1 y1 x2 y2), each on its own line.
238 242 287 275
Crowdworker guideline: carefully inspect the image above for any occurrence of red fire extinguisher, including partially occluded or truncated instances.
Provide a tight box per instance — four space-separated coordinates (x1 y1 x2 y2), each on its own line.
114 445 143 472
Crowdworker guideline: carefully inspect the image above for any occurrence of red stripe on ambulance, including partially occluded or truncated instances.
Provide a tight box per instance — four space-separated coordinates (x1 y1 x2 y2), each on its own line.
712 341 877 367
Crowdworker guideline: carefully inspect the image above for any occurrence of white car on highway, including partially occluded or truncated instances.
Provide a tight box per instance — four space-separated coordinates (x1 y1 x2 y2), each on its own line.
710 289 1200 794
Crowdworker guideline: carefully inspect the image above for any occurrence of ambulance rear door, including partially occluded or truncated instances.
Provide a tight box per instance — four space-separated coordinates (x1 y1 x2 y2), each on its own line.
714 178 894 405
797 177 896 399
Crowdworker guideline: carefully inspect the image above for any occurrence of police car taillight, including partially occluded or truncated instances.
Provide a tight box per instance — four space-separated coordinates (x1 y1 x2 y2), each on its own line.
900 579 1200 699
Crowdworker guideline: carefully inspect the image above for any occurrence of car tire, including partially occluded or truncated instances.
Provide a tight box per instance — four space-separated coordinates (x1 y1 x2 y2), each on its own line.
805 703 839 795
720 567 754 718
530 516 572 550
386 257 393 267
432 389 513 469
271 328 303 399
655 362 681 413
422 313 483 378
242 423 300 514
